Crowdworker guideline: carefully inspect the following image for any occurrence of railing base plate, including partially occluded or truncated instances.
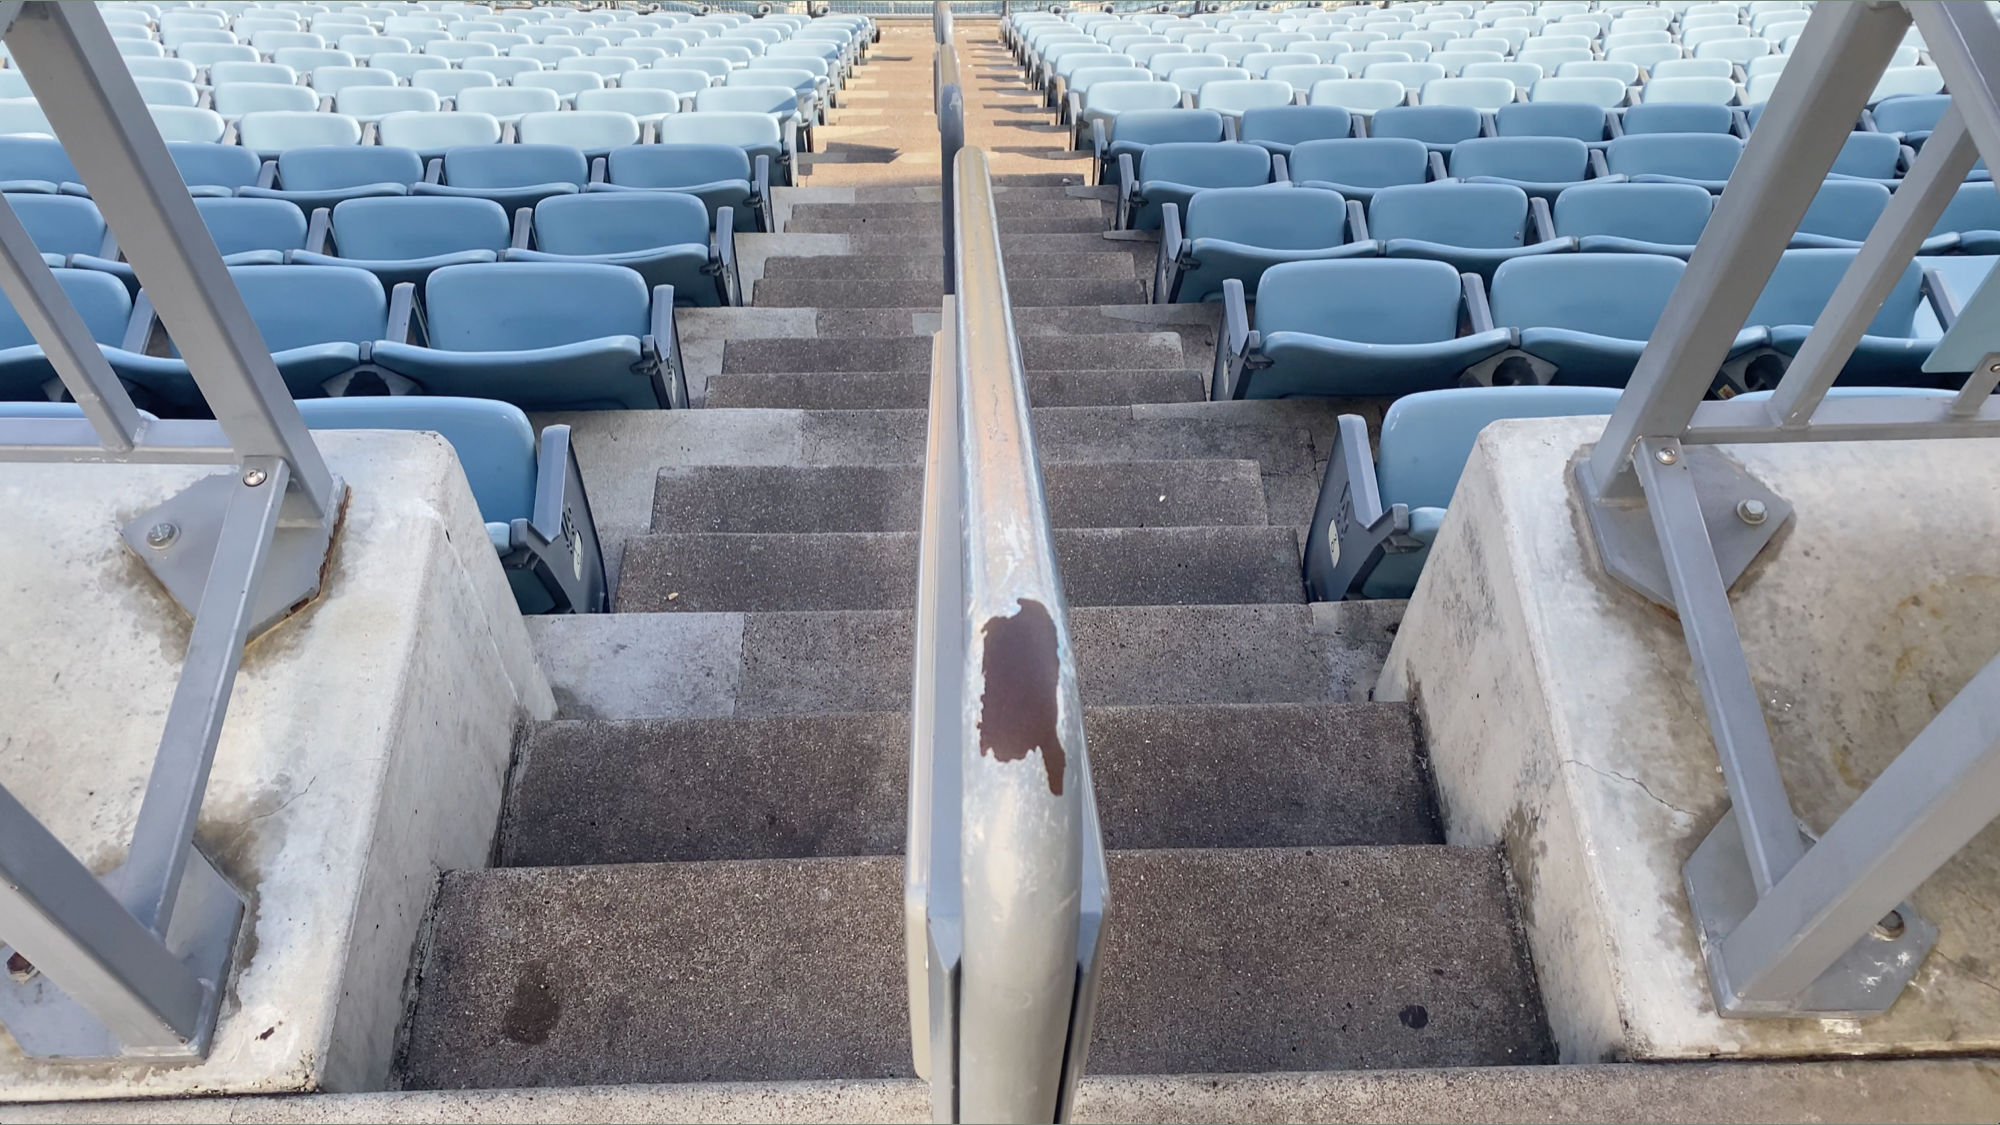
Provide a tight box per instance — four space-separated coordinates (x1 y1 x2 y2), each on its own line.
1685 809 1936 1019
0 849 243 1059
1576 448 1791 610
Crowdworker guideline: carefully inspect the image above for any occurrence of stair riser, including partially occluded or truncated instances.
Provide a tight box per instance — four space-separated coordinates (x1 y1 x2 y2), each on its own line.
703 368 1203 409
753 277 1144 309
721 333 1186 374
758 253 1134 281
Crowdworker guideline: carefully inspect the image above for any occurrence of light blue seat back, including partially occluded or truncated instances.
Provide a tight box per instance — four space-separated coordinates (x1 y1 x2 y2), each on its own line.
1605 132 1743 179
1371 104 1481 146
1799 179 1890 243
1110 108 1226 148
1490 253 1686 338
1256 257 1462 344
423 262 649 352
605 142 753 188
1370 182 1529 247
1288 137 1429 187
169 141 263 193
9 194 104 257
193 196 308 255
226 263 387 352
0 136 78 191
377 111 502 158
658 111 782 149
1238 104 1351 150
531 191 709 254
1082 80 1183 119
1832 130 1903 178
1931 181 2000 237
1746 248 1920 335
1870 93 1949 138
294 397 536 524
1449 135 1588 182
0 268 128 348
441 144 587 190
1619 102 1734 135
1187 183 1347 249
1374 385 1624 509
1138 140 1270 187
278 144 424 190
1553 181 1712 244
329 195 511 260
1493 101 1606 143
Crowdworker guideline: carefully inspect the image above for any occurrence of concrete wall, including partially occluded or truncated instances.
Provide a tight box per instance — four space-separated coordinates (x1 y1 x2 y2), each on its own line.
0 432 553 1100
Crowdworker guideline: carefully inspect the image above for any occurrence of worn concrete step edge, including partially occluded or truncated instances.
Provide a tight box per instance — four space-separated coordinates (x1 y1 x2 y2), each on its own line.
752 276 1143 310
720 332 1187 374
702 368 1203 410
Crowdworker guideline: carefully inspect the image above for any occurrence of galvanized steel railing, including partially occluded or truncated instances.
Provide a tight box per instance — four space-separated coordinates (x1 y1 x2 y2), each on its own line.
1578 0 2000 1020
905 12 1109 1121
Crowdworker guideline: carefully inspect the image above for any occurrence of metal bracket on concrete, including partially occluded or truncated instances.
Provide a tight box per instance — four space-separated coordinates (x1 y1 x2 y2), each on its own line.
1575 446 1791 611
1684 811 1936 1019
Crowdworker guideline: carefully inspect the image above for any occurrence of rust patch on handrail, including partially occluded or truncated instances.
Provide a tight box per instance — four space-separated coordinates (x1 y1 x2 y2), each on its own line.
976 598 1066 796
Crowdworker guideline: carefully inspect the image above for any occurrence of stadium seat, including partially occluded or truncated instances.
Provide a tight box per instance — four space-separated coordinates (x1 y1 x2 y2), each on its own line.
1155 183 1372 303
1198 78 1295 119
0 267 131 402
1373 181 1570 278
504 191 739 307
1870 93 1950 147
335 84 441 124
1216 258 1512 398
1493 101 1612 144
1726 248 1935 390
1529 76 1626 109
0 136 78 195
368 261 687 410
239 144 423 210
1117 140 1272 231
1237 104 1352 156
1605 132 1743 192
237 110 363 158
1370 104 1481 152
290 195 510 288
166 141 263 198
1552 181 1712 257
1871 65 1945 105
517 110 642 156
413 69 500 104
7 193 112 267
293 396 606 614
1307 77 1407 118
1827 129 1908 188
1418 76 1516 112
1483 253 1763 386
658 111 793 186
1930 181 2000 254
110 264 390 407
410 143 586 212
1304 385 1623 600
1791 179 1893 249
1286 136 1436 202
1448 135 1599 200
574 88 681 131
454 85 563 127
1618 101 1736 135
464 56 547 84
75 196 307 290
376 111 503 159
587 143 771 234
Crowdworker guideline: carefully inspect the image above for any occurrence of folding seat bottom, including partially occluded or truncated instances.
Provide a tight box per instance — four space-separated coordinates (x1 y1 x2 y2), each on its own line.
369 337 664 410
1247 328 1513 397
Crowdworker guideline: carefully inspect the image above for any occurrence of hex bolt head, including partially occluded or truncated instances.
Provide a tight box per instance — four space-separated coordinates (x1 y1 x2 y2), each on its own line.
242 468 269 487
1736 499 1769 526
1653 446 1679 466
144 522 179 550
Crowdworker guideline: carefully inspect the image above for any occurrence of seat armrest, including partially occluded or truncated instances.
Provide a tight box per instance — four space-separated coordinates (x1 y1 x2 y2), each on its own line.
122 291 160 355
714 204 742 306
1155 201 1184 304
1587 147 1611 179
1303 413 1408 602
1478 110 1497 137
97 226 120 261
386 281 419 345
1116 151 1138 230
753 154 774 232
780 116 799 183
647 284 691 409
1180 90 1196 110
424 156 444 184
1605 107 1626 139
1859 107 1879 132
506 423 609 614
1215 276 1263 400
316 94 333 113
1064 89 1082 129
1222 114 1238 142
1730 107 1751 138
511 206 534 250
590 155 607 184
1091 116 1110 174
1272 151 1291 183
1921 265 1960 331
1898 143 1917 174
1528 196 1555 244
1427 150 1448 181
305 206 332 254
1346 198 1369 242
257 158 279 189
1460 271 1496 335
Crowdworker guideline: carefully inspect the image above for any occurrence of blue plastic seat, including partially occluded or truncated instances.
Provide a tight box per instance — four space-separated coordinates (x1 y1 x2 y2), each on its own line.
1217 258 1512 398
109 264 389 408
75 196 307 292
1370 104 1482 152
291 195 510 289
1493 101 1611 144
6 193 111 267
294 397 606 614
1486 253 1764 386
1096 107 1226 185
1237 104 1352 156
1618 102 1735 135
0 268 131 402
1287 136 1434 203
1930 181 2000 254
1552 181 1712 257
409 143 587 212
1448 135 1600 201
1604 132 1743 192
1373 181 1570 278
1791 178 1894 249
1870 93 1950 147
1826 129 1908 190
1157 184 1372 303
238 145 425 211
587 143 771 234
1119 140 1271 231
1731 248 1933 389
505 191 737 307
169 141 263 198
1304 384 1624 599
0 136 80 195
657 111 794 187
369 262 687 410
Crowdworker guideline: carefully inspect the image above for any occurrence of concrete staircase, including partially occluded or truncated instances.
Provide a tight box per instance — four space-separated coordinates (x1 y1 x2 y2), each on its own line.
390 19 1556 1103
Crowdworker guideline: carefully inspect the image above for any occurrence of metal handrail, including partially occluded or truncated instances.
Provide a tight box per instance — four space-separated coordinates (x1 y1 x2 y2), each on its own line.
903 137 1109 1121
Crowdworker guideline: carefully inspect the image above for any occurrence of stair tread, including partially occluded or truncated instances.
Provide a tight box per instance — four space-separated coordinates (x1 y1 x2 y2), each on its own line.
703 367 1203 409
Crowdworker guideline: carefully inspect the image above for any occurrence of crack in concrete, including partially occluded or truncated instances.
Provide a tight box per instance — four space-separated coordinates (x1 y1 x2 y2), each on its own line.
1568 759 1696 818
1932 949 2000 999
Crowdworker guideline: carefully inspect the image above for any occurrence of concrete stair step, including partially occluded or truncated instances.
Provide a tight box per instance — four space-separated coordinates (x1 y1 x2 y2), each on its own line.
720 332 1185 374
753 276 1144 309
397 846 1551 1089
786 204 1107 235
649 460 1270 533
758 252 1134 281
613 526 1305 612
501 703 1438 867
830 230 1142 256
702 367 1203 409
